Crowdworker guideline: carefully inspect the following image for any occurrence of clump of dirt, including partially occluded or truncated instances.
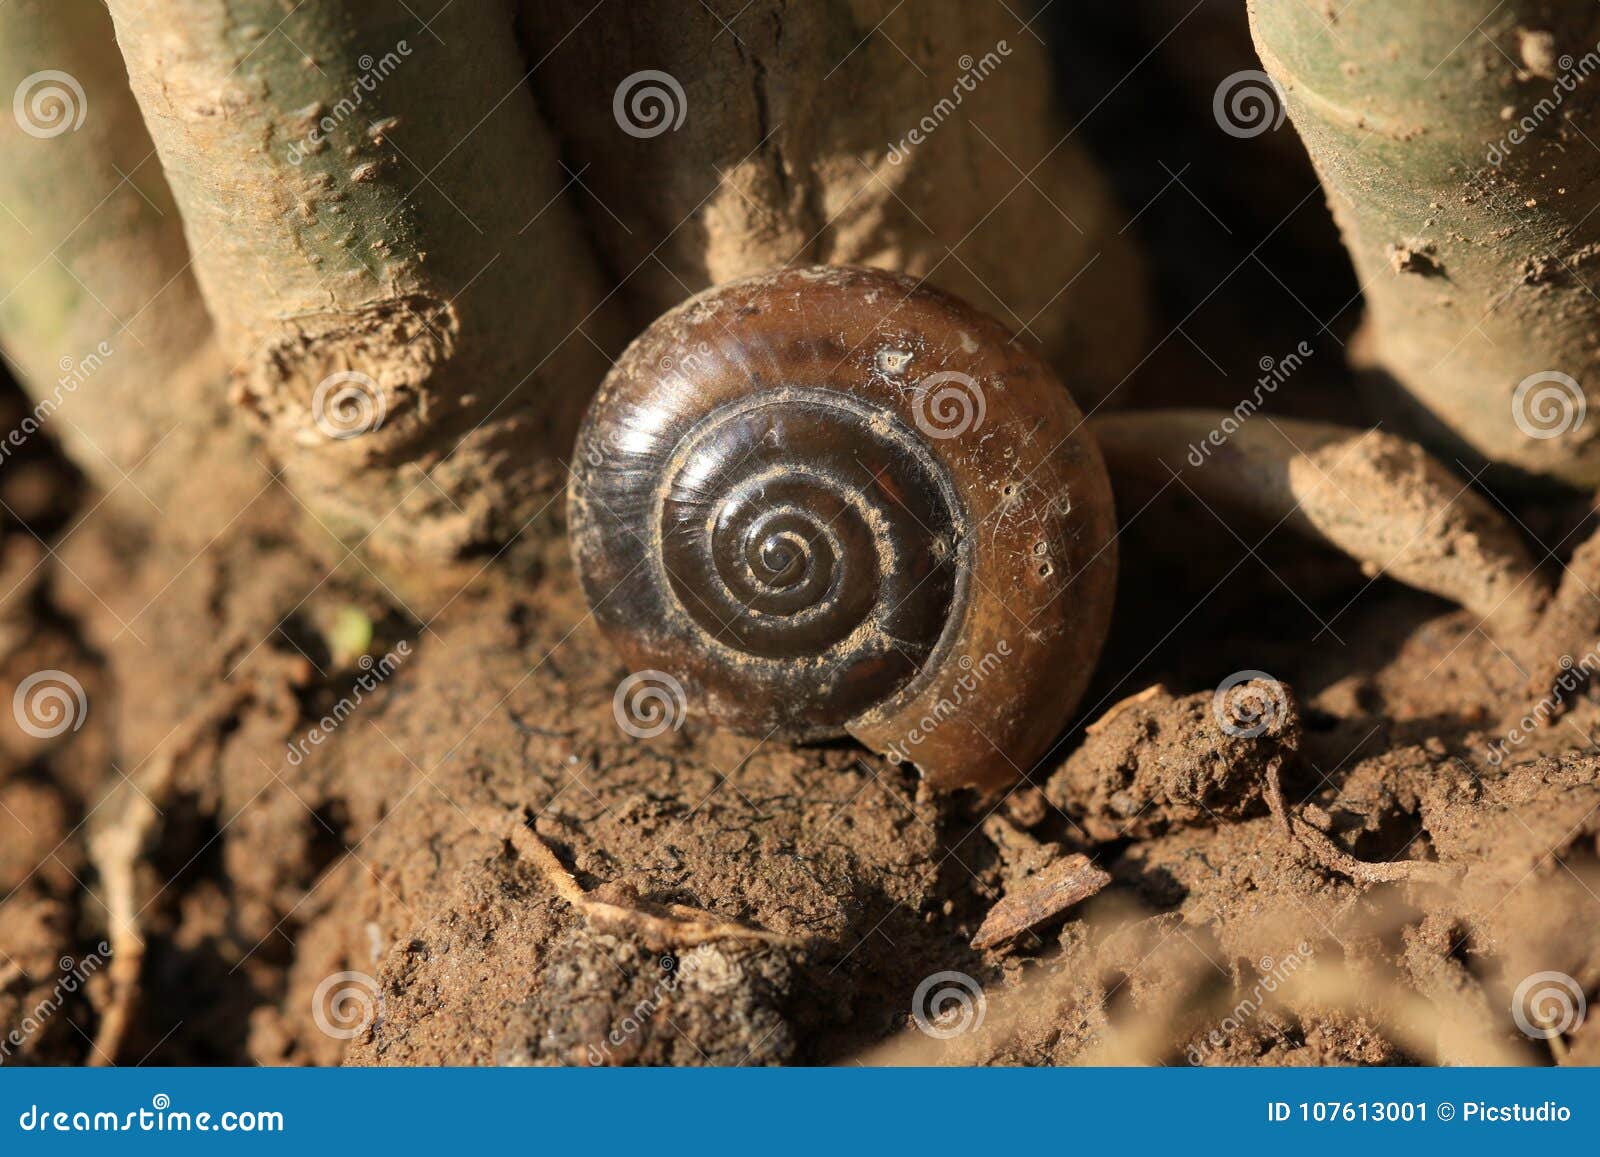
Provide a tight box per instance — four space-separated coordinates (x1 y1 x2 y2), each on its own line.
0 897 99 1066
1046 681 1298 840
6 381 1600 1068
503 934 796 1066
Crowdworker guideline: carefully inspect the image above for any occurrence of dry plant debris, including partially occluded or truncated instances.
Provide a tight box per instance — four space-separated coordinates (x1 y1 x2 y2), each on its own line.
970 853 1111 951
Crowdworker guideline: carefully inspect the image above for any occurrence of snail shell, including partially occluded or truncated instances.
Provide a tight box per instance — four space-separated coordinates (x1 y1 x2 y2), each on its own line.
568 265 1117 792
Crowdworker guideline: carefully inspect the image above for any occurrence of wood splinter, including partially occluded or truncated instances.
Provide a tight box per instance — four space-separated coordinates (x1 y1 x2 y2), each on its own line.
1085 684 1167 737
970 853 1111 951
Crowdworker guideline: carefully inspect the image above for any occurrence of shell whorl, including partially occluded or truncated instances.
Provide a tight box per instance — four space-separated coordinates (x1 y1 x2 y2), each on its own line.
653 386 966 729
569 265 1119 791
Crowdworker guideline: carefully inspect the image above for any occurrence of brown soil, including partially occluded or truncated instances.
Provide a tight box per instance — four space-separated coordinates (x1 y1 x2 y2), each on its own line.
4 392 1598 1067
4 4 1600 1072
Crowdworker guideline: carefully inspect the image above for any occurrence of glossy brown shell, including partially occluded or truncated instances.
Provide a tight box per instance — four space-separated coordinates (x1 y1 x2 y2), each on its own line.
568 265 1117 792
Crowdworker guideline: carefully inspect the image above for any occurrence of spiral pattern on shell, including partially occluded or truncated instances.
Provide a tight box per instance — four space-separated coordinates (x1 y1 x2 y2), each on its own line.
658 387 961 699
568 266 1118 791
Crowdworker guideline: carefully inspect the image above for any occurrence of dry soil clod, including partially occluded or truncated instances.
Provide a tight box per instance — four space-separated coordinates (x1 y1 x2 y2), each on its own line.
1264 757 1458 886
1047 680 1299 840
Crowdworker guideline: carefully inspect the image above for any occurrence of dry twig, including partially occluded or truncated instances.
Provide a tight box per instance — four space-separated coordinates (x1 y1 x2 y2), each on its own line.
483 809 805 951
87 684 254 1065
1264 758 1457 885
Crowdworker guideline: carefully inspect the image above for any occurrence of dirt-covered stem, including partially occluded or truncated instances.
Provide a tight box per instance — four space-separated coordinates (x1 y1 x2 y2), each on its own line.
0 0 246 526
1092 410 1551 638
515 0 1146 407
104 0 625 570
1249 0 1600 486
